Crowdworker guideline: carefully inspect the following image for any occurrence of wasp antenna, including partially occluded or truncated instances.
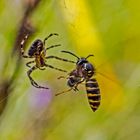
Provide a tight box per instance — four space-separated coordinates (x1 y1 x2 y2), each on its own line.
86 54 94 59
61 50 79 59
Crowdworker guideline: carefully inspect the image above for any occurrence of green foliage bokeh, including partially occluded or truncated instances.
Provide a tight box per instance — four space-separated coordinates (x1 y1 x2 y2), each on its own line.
0 0 140 140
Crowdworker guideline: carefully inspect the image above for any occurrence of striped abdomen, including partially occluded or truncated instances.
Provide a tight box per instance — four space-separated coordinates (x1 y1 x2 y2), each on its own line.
85 78 100 112
28 39 43 56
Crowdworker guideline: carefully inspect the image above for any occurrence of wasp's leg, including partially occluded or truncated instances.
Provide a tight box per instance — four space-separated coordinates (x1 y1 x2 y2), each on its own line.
55 78 84 96
57 76 67 79
44 63 67 73
73 78 85 91
78 78 85 84
55 88 72 96
56 85 79 96
73 86 79 91
45 55 76 63
73 83 80 91
27 66 49 89
26 61 35 68
43 33 59 45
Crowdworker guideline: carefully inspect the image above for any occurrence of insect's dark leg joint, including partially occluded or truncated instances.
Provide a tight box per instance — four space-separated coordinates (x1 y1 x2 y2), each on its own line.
73 87 79 91
26 61 35 68
27 66 49 89
27 68 36 84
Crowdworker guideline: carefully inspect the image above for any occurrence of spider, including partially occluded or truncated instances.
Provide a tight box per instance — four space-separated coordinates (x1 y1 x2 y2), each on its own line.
20 33 75 89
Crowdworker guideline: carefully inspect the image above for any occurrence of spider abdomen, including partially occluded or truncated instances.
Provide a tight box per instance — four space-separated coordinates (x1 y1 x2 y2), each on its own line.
28 39 43 56
28 46 38 56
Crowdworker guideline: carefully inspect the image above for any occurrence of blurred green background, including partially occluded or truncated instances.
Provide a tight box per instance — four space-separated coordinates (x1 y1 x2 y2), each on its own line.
0 0 140 140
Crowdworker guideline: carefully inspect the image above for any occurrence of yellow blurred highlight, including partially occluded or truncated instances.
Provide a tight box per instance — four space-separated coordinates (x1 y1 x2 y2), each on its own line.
60 0 101 55
60 0 124 112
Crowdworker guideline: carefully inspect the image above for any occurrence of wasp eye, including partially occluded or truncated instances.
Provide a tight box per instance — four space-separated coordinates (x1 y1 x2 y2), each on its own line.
84 63 94 71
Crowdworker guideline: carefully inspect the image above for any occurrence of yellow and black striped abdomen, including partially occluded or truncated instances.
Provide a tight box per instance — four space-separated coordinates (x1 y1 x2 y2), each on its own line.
86 78 100 112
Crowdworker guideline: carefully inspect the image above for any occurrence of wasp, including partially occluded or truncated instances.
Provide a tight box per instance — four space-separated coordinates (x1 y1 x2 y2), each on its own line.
20 33 75 89
56 51 101 112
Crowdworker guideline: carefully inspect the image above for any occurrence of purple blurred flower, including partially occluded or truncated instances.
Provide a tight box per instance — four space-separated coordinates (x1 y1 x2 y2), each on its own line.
28 86 52 115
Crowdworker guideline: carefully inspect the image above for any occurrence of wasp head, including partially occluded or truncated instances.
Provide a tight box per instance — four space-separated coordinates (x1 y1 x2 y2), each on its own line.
76 58 88 66
83 63 95 78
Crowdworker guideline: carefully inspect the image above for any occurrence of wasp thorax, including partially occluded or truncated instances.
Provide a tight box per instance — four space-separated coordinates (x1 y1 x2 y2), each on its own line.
67 76 80 87
67 78 76 87
28 39 43 56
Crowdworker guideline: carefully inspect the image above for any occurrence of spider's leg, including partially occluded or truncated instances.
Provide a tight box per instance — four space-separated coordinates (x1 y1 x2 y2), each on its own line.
43 33 59 45
20 35 33 58
27 66 49 89
39 67 46 70
46 44 61 51
45 55 76 63
44 63 67 73
26 61 35 68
